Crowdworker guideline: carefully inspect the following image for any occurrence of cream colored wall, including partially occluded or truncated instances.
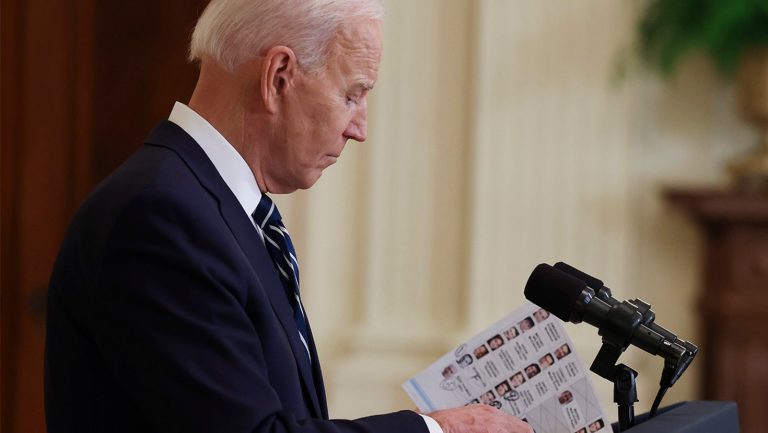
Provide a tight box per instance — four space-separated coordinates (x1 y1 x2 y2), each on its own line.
275 0 756 424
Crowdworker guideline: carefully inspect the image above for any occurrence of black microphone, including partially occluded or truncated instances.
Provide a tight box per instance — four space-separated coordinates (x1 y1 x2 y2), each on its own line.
553 261 699 359
524 263 694 386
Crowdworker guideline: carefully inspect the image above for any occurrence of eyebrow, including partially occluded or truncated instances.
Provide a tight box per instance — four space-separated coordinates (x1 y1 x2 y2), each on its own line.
354 81 375 91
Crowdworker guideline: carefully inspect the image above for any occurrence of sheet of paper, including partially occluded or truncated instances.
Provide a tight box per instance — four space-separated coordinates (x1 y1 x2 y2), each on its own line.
403 302 610 433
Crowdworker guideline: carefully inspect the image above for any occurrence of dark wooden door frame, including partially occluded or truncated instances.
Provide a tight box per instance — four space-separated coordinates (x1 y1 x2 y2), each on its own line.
2 1 205 431
2 1 95 431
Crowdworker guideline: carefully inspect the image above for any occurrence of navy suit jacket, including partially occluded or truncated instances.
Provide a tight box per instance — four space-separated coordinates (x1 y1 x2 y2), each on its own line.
45 121 427 433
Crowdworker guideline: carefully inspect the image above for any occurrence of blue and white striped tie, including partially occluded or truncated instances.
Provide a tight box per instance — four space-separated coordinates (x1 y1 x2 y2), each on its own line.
252 195 311 361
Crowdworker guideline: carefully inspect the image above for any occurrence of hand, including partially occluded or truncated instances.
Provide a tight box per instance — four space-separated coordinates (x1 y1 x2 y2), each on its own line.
428 404 533 433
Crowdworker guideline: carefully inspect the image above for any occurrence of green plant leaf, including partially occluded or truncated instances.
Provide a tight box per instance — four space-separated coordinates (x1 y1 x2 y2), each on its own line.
633 0 768 78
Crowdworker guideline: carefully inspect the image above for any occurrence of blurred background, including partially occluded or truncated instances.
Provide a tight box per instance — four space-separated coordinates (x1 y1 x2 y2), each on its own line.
3 1 767 432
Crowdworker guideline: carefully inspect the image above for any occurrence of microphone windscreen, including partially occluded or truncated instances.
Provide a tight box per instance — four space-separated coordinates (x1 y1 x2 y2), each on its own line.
554 262 604 291
524 263 587 322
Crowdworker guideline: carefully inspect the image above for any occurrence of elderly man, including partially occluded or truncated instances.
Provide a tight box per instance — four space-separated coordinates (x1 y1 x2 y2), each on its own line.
45 1 532 433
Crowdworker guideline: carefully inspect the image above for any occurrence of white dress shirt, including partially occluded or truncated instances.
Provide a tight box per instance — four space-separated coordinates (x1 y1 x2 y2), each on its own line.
167 102 443 433
168 102 262 223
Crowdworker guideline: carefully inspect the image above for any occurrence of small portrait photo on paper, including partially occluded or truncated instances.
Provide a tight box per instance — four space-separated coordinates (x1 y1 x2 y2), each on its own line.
439 378 457 391
487 334 505 351
456 353 474 368
558 390 574 405
473 344 490 360
494 380 511 396
466 399 480 406
575 428 587 433
588 418 605 432
533 308 550 323
524 363 541 379
503 326 520 340
510 371 526 388
538 353 555 369
441 364 458 379
479 390 496 405
555 343 572 360
518 317 535 332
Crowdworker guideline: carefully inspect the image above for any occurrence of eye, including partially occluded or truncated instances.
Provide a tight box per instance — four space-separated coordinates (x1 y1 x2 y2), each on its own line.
346 95 358 106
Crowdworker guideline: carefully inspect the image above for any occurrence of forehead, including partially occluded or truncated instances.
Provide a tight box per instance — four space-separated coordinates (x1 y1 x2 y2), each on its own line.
334 18 382 51
326 18 382 85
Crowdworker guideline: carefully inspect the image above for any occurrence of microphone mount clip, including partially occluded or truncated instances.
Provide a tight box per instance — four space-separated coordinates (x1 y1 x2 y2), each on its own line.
586 294 645 432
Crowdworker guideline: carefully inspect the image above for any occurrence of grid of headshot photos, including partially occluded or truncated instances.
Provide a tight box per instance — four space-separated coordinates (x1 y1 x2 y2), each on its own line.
404 302 609 433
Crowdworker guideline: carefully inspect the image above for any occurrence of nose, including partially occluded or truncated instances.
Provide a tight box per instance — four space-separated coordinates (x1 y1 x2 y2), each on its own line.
344 101 368 142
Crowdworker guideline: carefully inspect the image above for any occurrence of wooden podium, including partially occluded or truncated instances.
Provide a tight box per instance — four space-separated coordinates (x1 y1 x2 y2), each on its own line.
666 188 768 433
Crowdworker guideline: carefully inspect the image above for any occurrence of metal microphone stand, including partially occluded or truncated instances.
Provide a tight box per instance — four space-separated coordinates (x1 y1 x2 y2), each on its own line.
590 342 638 432
587 301 646 432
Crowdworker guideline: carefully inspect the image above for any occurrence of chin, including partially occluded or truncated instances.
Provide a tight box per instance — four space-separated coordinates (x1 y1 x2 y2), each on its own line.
296 171 324 191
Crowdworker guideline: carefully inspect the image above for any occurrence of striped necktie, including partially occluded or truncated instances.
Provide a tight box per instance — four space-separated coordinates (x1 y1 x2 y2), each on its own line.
252 194 311 361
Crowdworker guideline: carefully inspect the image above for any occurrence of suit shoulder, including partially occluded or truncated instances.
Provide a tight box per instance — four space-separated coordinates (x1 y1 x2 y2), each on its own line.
51 145 222 290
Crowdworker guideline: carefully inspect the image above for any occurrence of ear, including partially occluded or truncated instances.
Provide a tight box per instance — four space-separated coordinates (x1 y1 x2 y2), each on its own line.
261 46 298 114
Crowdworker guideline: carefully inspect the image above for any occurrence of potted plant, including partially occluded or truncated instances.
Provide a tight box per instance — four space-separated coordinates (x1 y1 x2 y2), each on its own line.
634 0 768 187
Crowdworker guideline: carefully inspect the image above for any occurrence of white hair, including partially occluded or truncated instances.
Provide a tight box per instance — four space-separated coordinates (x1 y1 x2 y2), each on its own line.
190 0 383 72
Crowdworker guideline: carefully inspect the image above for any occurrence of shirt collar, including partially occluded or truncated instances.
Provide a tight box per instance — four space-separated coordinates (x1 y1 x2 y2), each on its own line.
168 101 262 217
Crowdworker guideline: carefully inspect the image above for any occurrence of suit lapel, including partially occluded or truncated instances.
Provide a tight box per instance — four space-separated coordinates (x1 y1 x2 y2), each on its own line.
144 121 323 418
216 184 323 419
305 322 328 418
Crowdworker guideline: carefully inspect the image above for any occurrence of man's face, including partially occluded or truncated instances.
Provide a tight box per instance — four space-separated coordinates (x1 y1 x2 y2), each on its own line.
540 354 554 368
525 365 539 378
473 345 488 358
480 391 494 405
510 373 525 387
489 337 503 350
267 18 382 192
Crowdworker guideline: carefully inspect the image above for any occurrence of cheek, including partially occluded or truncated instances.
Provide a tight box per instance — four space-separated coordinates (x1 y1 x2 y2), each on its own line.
325 101 353 131
311 111 352 152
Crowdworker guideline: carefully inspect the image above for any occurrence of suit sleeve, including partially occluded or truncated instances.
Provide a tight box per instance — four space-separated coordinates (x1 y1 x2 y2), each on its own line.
88 187 428 433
